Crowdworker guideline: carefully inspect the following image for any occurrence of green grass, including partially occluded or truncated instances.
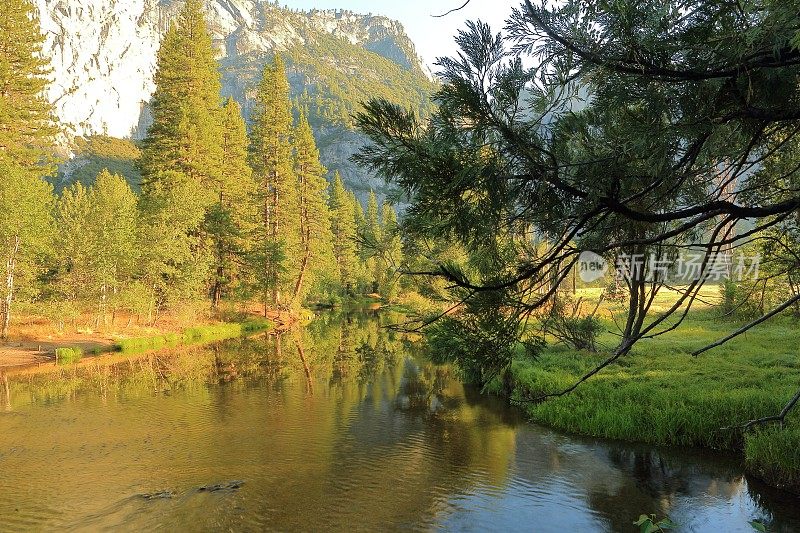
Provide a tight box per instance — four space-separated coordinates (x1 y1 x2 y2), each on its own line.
116 319 271 355
498 305 800 492
55 347 83 365
746 426 800 491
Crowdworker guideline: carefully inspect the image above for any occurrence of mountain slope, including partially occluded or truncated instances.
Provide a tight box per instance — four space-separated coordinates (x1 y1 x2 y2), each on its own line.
38 0 436 198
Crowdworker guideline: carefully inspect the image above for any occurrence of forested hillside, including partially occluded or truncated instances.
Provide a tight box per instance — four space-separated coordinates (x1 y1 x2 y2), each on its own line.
39 0 436 200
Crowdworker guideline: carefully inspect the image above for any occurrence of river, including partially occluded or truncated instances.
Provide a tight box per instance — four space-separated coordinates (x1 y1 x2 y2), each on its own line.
1 311 798 532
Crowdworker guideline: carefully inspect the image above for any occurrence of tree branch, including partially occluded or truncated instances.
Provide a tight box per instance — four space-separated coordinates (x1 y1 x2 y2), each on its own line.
729 387 800 431
433 0 471 18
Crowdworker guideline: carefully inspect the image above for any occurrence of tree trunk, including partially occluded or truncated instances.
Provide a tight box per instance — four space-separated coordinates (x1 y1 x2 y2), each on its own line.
212 266 223 311
1 236 20 341
293 248 310 305
271 176 280 306
98 281 107 329
213 190 225 312
292 171 309 307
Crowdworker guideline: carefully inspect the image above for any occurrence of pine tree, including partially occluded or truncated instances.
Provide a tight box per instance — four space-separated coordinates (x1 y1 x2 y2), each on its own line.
329 172 359 294
0 0 59 339
365 190 382 246
138 170 209 320
139 0 223 190
138 0 223 309
207 97 255 308
350 191 372 293
248 54 299 311
380 202 403 300
363 190 384 293
291 110 333 305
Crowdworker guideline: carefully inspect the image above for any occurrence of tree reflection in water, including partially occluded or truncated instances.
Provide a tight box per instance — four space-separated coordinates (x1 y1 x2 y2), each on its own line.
1 310 798 531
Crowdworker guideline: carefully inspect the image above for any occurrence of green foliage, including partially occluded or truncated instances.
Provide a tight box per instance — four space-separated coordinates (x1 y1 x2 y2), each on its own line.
138 170 210 312
116 335 169 354
336 197 406 301
207 97 256 307
55 347 83 365
292 110 334 305
353 0 800 371
633 514 676 533
425 292 536 387
542 297 603 352
719 279 764 319
328 172 359 293
55 170 140 323
139 0 223 189
1 0 418 335
248 54 300 310
378 202 403 301
138 0 225 315
0 0 59 338
0 0 59 176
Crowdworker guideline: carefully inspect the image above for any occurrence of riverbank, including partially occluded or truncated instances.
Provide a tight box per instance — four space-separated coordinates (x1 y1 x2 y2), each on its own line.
0 313 274 371
490 292 800 493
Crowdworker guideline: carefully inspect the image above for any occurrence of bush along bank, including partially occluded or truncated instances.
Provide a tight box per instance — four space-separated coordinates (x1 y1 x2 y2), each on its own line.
55 347 83 365
486 339 800 494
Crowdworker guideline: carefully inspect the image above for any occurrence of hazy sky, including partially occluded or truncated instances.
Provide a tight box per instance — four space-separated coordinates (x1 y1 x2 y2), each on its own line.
282 0 521 71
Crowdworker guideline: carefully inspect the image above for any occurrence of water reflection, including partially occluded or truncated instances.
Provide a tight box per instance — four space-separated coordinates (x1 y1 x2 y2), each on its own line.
0 310 798 532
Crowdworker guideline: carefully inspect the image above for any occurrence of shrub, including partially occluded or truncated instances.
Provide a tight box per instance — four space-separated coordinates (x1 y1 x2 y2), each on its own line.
241 318 271 334
542 296 603 352
718 279 764 318
55 347 83 365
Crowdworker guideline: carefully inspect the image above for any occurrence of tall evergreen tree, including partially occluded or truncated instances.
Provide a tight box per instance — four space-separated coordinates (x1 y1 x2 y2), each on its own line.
291 110 333 305
138 0 223 309
364 190 382 246
138 170 209 321
350 191 372 293
329 172 359 293
139 0 223 189
0 0 59 339
208 97 255 308
380 202 403 300
363 190 384 293
248 54 299 311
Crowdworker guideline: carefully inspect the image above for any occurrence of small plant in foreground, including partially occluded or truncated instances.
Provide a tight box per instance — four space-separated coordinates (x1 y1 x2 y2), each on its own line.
633 514 675 533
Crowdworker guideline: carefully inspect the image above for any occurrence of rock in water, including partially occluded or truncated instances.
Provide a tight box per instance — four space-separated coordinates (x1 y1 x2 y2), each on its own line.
197 480 245 493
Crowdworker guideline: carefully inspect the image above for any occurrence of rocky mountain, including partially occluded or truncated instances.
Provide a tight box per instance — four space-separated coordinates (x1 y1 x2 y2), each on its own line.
37 0 436 198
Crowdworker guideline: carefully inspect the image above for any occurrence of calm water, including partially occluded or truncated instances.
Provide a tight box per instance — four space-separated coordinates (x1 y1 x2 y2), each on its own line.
1 311 799 532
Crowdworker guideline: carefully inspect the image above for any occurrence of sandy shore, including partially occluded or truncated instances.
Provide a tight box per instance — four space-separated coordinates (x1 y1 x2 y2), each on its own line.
0 336 117 369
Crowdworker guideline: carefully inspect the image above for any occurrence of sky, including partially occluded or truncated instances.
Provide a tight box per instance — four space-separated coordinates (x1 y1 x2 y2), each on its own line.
281 0 521 71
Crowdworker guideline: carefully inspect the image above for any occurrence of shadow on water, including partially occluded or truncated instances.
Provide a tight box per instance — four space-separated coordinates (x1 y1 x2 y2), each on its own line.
1 309 798 532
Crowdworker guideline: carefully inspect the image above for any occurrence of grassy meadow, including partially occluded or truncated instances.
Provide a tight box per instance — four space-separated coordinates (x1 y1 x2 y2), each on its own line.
493 286 800 492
